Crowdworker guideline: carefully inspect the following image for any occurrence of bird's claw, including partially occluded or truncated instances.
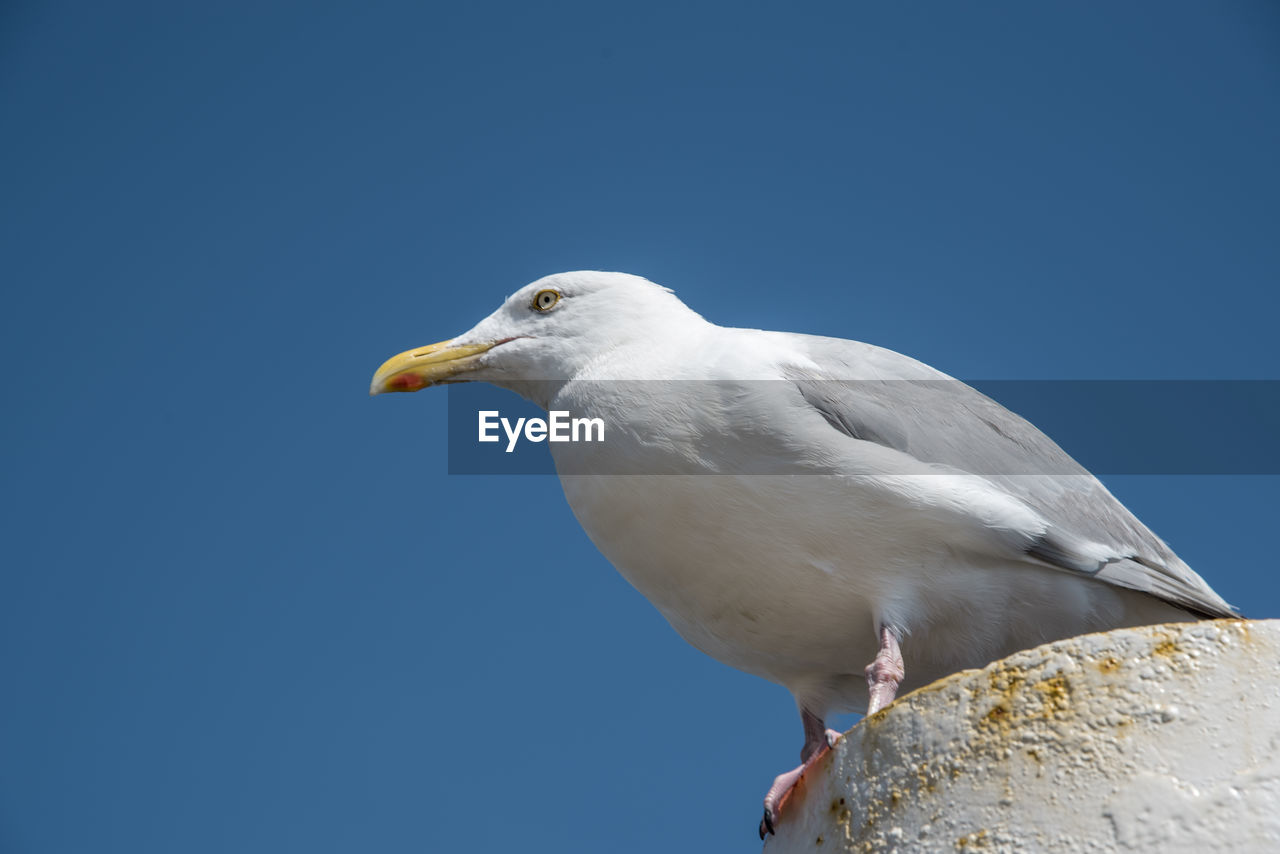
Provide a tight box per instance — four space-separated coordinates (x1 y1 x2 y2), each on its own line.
758 729 843 839
759 808 776 839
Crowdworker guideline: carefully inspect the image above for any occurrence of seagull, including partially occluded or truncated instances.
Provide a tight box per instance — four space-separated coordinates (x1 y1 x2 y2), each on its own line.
369 271 1237 838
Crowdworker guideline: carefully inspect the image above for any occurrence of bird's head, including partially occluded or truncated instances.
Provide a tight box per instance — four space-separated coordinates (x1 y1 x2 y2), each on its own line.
369 271 702 399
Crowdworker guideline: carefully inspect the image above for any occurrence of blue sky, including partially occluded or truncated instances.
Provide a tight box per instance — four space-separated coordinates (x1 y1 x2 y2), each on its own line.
3 2 1277 852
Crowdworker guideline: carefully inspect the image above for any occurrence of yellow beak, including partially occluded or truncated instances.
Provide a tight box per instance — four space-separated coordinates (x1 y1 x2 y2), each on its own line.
369 339 503 395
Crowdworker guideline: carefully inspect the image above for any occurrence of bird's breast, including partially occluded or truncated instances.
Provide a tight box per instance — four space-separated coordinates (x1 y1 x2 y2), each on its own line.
555 473 926 680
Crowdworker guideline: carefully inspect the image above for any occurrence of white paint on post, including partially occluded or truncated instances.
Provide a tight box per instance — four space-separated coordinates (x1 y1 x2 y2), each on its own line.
765 619 1280 853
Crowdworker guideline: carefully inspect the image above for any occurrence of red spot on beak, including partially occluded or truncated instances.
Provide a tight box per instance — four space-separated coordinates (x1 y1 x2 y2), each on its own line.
388 374 426 392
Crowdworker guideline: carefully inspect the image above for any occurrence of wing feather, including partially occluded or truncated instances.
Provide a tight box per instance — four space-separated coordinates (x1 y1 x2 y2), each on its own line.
776 332 1237 619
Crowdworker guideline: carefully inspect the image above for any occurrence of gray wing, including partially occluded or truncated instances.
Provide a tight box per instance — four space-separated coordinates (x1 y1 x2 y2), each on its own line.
777 332 1237 619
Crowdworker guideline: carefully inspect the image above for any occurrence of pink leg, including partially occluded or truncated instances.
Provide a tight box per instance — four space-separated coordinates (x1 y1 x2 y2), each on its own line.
759 709 843 838
865 625 905 715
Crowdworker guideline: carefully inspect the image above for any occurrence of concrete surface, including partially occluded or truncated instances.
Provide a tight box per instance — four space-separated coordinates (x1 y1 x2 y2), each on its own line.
764 619 1280 853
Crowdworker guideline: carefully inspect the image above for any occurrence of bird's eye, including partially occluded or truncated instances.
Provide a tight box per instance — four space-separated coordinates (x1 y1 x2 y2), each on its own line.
532 289 561 312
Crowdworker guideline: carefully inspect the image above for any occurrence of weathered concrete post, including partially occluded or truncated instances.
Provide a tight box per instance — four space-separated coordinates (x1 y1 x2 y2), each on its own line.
765 620 1280 853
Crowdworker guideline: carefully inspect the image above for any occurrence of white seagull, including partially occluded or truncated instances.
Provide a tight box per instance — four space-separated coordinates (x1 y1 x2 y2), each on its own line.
370 271 1236 837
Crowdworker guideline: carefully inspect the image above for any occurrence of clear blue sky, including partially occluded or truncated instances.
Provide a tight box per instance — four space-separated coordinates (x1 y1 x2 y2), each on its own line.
3 2 1277 852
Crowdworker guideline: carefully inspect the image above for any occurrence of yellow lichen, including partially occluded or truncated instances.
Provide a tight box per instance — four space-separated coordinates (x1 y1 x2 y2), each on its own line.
956 828 990 849
1034 675 1071 714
